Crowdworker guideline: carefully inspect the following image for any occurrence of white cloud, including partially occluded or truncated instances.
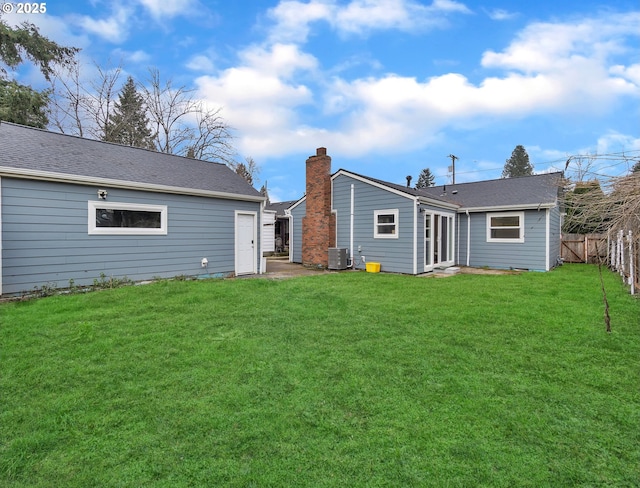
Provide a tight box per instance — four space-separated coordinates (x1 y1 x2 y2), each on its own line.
485 8 517 21
194 43 321 156
186 55 216 72
72 6 133 43
481 13 640 75
112 49 152 64
610 64 640 87
595 132 640 155
267 1 334 43
196 9 639 161
267 0 471 43
136 0 201 18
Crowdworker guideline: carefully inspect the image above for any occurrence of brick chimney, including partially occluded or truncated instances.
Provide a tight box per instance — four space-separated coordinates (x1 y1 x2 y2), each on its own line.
302 147 336 268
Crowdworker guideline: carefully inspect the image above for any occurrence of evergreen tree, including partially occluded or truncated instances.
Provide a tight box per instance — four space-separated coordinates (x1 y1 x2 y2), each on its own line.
104 76 153 148
631 160 640 173
415 167 436 188
0 18 78 127
0 79 50 128
502 145 534 178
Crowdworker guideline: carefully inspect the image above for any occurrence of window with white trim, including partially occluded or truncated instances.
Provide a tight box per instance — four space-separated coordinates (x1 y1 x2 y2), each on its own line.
374 209 399 238
88 201 168 235
486 212 524 243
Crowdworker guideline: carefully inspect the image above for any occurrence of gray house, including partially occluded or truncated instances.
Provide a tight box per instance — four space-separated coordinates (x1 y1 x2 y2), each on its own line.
289 148 563 273
0 122 264 296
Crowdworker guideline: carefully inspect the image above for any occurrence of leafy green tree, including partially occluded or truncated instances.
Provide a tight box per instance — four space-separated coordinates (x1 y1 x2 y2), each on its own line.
415 167 435 188
104 76 153 148
0 17 78 127
502 145 534 178
0 79 50 128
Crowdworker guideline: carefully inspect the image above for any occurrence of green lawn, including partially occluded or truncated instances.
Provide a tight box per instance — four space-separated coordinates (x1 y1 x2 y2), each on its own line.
1 265 639 487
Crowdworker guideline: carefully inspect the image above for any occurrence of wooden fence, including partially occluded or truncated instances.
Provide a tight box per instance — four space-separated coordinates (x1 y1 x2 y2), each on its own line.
608 230 639 296
561 234 607 264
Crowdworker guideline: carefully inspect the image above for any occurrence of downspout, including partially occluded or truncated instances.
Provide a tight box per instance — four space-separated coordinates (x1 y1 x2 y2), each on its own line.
413 197 418 275
466 210 470 267
545 208 550 270
350 184 354 268
0 177 2 296
285 210 293 263
259 199 265 274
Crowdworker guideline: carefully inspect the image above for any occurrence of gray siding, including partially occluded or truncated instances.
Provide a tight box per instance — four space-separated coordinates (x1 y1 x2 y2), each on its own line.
332 175 416 274
548 205 562 269
456 212 470 266
465 209 549 271
289 199 306 263
1 178 261 295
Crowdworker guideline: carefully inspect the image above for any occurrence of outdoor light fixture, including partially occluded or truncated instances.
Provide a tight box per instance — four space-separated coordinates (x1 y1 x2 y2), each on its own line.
97 189 108 200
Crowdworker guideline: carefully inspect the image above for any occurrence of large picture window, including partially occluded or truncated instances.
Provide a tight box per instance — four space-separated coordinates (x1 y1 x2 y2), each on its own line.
486 212 524 243
88 201 168 235
374 209 399 238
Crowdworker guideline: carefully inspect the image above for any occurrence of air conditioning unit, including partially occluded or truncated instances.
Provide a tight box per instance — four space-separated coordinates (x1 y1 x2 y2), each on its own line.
328 248 349 270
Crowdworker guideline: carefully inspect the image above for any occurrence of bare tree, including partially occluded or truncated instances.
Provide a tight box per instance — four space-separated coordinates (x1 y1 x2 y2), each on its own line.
562 154 640 329
50 61 124 140
228 156 260 186
563 154 640 237
141 68 235 163
50 63 87 136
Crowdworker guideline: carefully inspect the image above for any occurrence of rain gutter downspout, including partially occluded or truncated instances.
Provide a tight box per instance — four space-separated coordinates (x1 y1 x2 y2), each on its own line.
350 184 354 267
466 210 471 267
259 199 266 274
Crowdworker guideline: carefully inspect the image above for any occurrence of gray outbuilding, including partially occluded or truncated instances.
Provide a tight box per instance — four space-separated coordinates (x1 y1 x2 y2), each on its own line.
0 122 265 296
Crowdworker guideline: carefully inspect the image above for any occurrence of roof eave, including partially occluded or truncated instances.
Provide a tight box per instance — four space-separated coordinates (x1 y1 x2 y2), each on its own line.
334 169 459 208
0 167 265 202
460 202 557 212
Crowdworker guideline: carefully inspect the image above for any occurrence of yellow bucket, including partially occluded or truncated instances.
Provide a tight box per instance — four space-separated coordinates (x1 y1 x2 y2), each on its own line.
366 262 381 273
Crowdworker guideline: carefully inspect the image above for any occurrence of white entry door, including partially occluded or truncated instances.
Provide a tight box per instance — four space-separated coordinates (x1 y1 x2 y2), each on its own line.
235 212 257 275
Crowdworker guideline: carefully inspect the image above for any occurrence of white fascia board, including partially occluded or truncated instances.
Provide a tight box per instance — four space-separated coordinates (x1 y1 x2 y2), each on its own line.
0 167 266 203
460 203 556 213
333 169 458 209
287 195 307 213
417 196 459 211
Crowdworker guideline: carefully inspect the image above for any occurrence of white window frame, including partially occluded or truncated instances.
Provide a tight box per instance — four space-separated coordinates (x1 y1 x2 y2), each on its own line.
374 209 399 239
88 201 168 236
486 211 524 243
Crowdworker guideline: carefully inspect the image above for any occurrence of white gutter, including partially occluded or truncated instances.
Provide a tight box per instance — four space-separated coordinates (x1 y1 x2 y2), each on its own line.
0 166 266 203
461 203 555 212
350 184 355 267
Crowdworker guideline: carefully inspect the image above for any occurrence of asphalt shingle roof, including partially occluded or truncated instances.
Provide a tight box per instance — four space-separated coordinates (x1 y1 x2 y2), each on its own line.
265 200 298 216
0 121 262 199
334 169 562 209
419 172 563 209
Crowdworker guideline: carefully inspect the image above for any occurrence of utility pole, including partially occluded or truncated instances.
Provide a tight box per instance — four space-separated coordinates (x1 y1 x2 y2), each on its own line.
448 154 458 184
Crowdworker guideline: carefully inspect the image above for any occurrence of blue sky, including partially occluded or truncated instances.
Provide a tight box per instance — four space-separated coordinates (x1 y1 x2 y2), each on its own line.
4 0 640 201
